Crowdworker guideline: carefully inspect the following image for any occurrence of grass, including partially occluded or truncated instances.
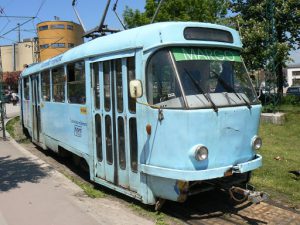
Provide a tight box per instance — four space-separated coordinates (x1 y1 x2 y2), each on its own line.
6 116 19 138
251 104 300 208
63 173 106 198
6 116 30 143
130 204 169 225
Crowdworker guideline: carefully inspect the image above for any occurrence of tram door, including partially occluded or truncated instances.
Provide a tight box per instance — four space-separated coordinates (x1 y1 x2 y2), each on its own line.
31 75 41 143
91 57 139 192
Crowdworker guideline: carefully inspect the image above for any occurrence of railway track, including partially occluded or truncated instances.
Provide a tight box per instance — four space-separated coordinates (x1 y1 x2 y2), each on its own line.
20 141 300 225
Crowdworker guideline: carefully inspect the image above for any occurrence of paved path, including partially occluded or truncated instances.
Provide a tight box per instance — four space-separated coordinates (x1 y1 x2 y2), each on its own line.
0 103 154 225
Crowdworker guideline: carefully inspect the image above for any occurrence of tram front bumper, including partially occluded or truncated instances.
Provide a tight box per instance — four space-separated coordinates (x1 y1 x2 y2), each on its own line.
140 154 262 181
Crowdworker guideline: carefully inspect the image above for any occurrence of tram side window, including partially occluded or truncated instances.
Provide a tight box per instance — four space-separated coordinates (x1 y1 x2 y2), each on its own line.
24 77 30 100
116 59 123 113
52 66 65 102
67 61 86 104
103 61 111 111
92 63 100 109
129 118 138 172
41 70 50 101
127 57 136 113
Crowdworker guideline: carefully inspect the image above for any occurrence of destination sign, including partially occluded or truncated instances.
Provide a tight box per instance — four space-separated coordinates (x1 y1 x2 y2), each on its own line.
172 48 242 62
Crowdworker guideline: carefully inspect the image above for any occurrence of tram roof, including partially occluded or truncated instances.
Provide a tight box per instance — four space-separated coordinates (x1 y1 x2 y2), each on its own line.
21 21 242 77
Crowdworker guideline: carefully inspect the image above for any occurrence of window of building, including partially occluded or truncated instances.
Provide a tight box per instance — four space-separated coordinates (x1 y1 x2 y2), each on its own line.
50 24 65 29
68 43 75 48
40 44 49 49
51 43 65 48
24 77 30 100
41 70 50 101
52 66 65 102
67 61 86 104
292 70 300 76
67 25 74 30
39 25 48 31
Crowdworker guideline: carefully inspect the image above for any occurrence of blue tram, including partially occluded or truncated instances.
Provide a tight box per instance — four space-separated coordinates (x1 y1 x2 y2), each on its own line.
20 22 263 207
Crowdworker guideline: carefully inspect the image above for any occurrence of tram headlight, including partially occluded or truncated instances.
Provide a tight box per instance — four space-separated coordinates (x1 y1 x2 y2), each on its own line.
194 145 208 161
252 136 262 150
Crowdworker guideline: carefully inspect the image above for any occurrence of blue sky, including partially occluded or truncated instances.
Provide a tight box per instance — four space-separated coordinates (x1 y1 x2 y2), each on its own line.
0 0 299 65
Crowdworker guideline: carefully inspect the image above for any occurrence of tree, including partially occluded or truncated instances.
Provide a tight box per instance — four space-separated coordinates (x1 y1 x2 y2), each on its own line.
123 0 230 29
3 71 21 91
230 0 300 94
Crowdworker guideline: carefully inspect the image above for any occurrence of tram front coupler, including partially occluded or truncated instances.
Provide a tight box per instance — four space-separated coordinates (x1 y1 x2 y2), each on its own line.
228 185 268 204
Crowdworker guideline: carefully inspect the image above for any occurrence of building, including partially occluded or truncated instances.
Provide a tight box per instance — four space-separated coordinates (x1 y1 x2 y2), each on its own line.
37 21 84 61
0 39 36 73
286 63 300 87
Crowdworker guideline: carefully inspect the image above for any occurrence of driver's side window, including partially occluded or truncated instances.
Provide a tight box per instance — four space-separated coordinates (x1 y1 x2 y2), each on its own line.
147 49 181 105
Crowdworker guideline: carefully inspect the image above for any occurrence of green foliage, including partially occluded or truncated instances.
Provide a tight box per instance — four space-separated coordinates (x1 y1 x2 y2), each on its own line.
281 95 300 105
230 0 300 92
262 103 276 113
123 0 230 28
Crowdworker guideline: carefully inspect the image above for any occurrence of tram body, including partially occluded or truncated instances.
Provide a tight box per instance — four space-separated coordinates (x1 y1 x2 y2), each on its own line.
20 22 262 205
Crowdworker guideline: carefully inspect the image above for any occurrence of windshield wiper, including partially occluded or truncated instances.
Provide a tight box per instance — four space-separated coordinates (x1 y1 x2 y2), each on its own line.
184 69 218 112
213 71 252 109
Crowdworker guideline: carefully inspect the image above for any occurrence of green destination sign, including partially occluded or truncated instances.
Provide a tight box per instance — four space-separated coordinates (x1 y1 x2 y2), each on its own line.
172 48 242 62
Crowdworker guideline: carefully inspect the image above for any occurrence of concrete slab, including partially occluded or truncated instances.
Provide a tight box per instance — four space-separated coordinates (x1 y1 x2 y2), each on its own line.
261 112 286 125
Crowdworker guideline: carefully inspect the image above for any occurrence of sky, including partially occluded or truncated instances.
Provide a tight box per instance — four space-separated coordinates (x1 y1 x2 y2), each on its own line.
0 0 299 65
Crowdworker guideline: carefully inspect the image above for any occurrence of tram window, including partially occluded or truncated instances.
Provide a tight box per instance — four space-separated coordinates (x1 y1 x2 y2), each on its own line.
116 59 123 113
24 77 30 100
67 61 86 104
103 61 111 111
52 66 65 102
105 115 113 164
92 63 100 109
95 114 103 162
41 70 50 101
184 27 233 43
118 117 126 170
127 57 136 113
129 118 138 172
147 49 182 106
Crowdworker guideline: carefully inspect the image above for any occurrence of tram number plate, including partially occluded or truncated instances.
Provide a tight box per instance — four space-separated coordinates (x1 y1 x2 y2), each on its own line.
74 125 82 137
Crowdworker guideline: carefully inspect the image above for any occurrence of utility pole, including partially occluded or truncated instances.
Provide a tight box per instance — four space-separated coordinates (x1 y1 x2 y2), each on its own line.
264 0 279 108
0 51 7 141
17 23 21 42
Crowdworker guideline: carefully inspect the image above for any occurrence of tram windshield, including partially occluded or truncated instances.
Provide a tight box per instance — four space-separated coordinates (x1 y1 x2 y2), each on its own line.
146 47 259 109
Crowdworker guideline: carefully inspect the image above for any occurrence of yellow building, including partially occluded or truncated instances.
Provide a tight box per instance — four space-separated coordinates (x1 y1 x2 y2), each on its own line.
37 21 84 61
0 40 35 72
